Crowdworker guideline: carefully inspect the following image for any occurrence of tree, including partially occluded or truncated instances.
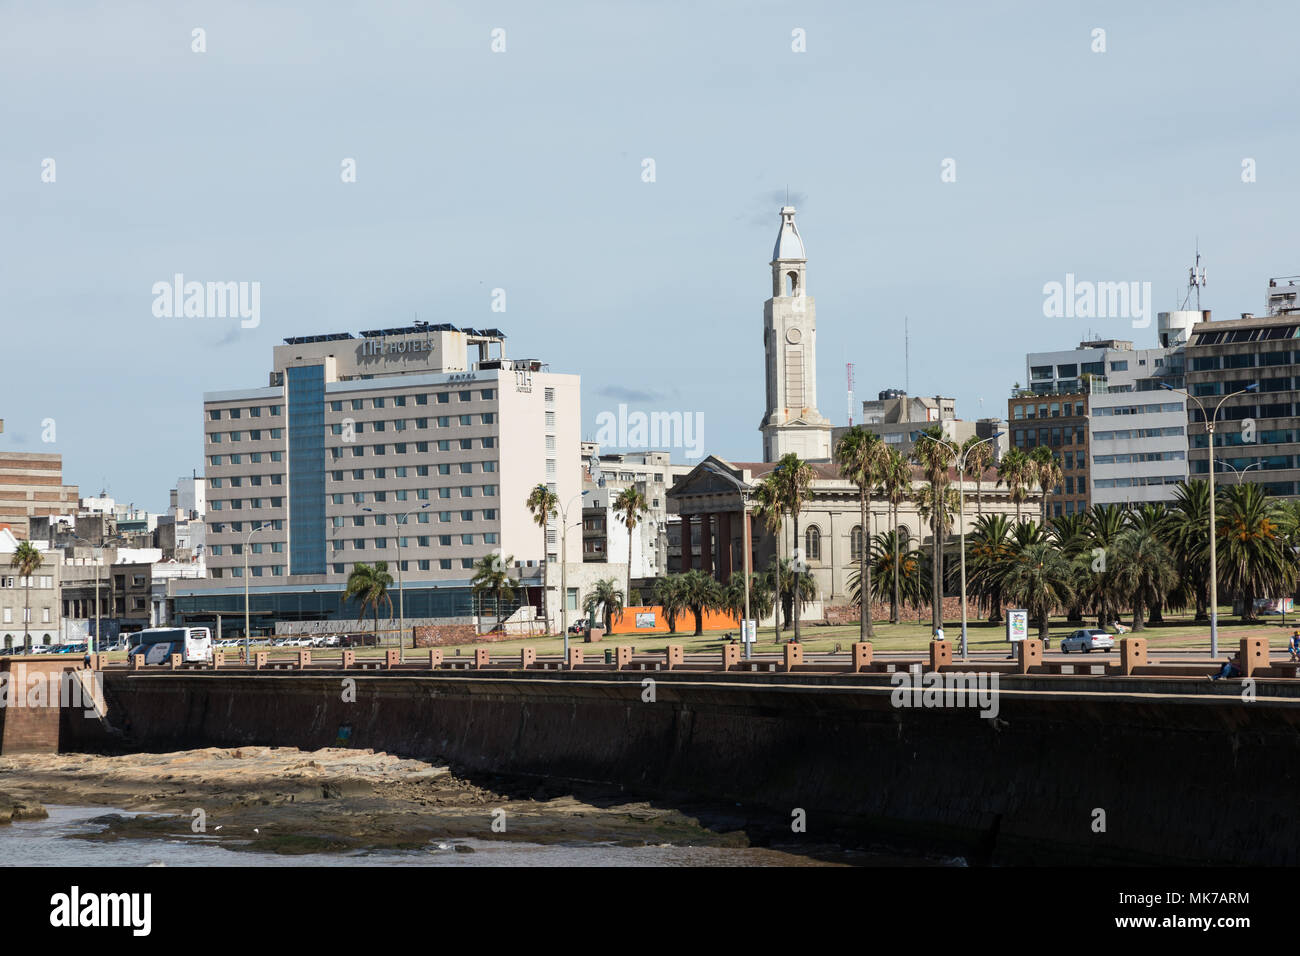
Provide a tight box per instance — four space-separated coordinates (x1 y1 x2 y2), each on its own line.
470 553 516 632
752 453 816 641
1085 504 1128 628
857 527 915 623
9 541 43 649
525 484 558 634
967 513 1016 624
879 448 913 624
997 448 1032 522
835 426 888 641
653 575 687 633
913 426 955 633
1111 526 1177 631
763 557 817 638
962 435 995 518
582 577 625 632
1217 483 1296 621
1001 541 1075 642
613 486 648 604
1029 446 1063 526
1168 480 1212 621
343 561 394 643
678 570 720 636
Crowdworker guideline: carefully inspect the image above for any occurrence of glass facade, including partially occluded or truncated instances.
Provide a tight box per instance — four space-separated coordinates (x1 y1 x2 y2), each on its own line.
288 365 326 574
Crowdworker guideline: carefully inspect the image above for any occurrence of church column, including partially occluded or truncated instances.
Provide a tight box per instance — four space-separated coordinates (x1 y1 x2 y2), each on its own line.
700 513 713 578
681 514 693 571
718 511 733 579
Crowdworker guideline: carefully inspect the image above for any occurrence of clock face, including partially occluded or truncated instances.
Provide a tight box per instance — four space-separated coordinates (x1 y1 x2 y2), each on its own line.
785 327 802 345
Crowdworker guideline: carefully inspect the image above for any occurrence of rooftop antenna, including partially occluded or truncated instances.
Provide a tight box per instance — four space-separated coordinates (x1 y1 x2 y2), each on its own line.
1181 240 1207 310
846 362 855 426
904 316 910 394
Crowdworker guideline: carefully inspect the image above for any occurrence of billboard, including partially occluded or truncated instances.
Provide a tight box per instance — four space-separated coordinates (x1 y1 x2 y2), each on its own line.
1006 609 1029 642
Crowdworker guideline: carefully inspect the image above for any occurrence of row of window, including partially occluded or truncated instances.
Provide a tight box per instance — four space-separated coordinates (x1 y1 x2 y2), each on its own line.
211 474 284 488
1192 430 1296 448
1092 402 1183 416
1191 326 1300 346
327 461 495 481
329 533 499 551
209 498 284 511
1190 350 1298 370
1092 426 1185 441
1192 377 1293 396
328 415 495 433
1 607 52 623
331 509 497 526
1190 456 1296 473
210 452 283 465
210 520 284 534
1093 451 1187 464
0 576 54 589
1189 403 1296 423
208 429 285 443
328 390 495 411
1012 426 1088 448
327 443 494 459
211 557 485 578
1094 475 1189 489
208 404 283 420
1012 401 1086 420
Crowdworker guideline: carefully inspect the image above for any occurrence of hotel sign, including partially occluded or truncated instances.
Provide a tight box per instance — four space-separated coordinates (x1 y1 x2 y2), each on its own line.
360 336 437 359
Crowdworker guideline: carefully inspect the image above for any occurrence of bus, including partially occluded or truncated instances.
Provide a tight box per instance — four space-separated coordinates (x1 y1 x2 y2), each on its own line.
127 627 214 665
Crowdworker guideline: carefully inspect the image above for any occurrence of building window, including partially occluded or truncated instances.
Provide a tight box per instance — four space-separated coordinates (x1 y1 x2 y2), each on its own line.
850 525 864 562
805 526 821 562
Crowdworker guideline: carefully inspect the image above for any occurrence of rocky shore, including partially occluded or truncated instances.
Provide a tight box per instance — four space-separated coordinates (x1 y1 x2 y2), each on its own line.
0 747 773 857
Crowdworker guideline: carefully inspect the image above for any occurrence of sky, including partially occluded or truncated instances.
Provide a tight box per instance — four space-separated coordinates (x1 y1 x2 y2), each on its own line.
4 0 1300 512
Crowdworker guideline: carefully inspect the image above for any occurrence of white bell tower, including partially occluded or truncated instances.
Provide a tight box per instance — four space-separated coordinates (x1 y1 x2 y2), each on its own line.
759 206 832 461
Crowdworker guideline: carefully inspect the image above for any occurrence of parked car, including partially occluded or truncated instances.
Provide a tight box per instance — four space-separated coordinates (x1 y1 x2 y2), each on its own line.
567 618 589 634
1060 628 1115 653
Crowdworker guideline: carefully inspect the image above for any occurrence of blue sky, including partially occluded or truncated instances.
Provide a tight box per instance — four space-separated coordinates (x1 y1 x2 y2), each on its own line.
4 0 1300 510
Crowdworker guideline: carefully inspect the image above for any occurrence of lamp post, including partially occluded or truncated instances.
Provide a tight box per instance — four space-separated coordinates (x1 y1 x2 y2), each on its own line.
916 431 1002 661
243 522 269 664
364 503 430 663
702 463 754 659
1162 381 1258 658
1220 460 1263 485
557 491 589 662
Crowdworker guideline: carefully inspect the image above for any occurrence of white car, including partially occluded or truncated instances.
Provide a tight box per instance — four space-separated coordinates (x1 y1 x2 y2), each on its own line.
1060 628 1115 653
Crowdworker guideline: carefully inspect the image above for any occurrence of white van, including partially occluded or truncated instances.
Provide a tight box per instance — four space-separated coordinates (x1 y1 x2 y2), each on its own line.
127 627 214 665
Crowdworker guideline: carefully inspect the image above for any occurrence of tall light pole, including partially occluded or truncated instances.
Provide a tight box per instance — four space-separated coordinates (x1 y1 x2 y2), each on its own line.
917 431 1002 661
243 522 269 663
1163 381 1258 658
1220 460 1263 485
364 503 430 663
557 490 589 662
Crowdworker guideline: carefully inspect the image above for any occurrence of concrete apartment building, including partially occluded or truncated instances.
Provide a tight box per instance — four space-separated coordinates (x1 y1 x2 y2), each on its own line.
1183 283 1300 496
0 453 79 540
831 391 1007 460
1016 322 1193 514
173 323 580 632
0 528 60 649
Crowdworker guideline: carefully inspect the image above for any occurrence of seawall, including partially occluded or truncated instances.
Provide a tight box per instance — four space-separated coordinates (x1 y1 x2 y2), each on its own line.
64 670 1300 865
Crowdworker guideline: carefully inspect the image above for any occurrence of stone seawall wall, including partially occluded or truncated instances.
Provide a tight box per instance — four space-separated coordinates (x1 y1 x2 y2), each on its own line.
68 672 1300 865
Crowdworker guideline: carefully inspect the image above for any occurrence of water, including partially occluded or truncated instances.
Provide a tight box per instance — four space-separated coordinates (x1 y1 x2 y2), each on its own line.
0 806 882 866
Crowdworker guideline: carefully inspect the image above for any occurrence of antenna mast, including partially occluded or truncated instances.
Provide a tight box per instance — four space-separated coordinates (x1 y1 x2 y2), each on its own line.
1182 241 1207 310
846 362 855 426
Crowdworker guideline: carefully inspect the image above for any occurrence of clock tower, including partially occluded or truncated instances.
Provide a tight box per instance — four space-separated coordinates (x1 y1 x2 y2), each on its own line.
759 206 832 461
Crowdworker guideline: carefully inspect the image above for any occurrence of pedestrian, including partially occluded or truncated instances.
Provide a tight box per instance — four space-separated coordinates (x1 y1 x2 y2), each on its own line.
1211 653 1243 681
1290 631 1300 662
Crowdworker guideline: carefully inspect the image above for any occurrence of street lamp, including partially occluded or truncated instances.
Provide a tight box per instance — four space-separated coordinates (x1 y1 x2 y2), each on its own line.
243 522 269 663
702 463 755 659
916 431 1002 661
1219 460 1263 485
557 490 590 662
364 503 430 663
1162 381 1258 658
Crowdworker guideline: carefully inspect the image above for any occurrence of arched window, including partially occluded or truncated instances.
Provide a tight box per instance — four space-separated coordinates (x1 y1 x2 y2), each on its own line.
805 526 822 562
786 271 799 296
850 525 864 562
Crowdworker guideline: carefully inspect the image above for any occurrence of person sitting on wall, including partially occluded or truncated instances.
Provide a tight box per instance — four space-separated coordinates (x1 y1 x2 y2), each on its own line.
1211 653 1243 681
1289 631 1300 662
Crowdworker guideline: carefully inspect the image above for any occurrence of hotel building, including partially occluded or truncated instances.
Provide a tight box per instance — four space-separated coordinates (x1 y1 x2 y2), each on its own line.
173 323 580 631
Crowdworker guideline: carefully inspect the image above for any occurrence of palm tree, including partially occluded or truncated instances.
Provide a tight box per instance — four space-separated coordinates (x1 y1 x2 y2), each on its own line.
962 435 995 518
525 484 558 634
748 572 776 643
612 486 648 603
343 561 394 644
470 553 516 631
719 572 749 626
9 541 43 649
1111 526 1177 631
967 513 1016 624
834 426 887 641
678 570 720 636
1001 541 1075 642
1029 446 1064 526
1049 511 1092 622
913 426 955 633
752 453 816 641
582 577 625 632
879 448 912 624
860 527 912 623
762 557 818 640
1217 483 1295 621
997 447 1032 522
1168 480 1212 621
653 574 687 633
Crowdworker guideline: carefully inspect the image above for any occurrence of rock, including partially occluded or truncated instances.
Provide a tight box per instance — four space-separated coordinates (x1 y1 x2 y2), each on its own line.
0 791 47 824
